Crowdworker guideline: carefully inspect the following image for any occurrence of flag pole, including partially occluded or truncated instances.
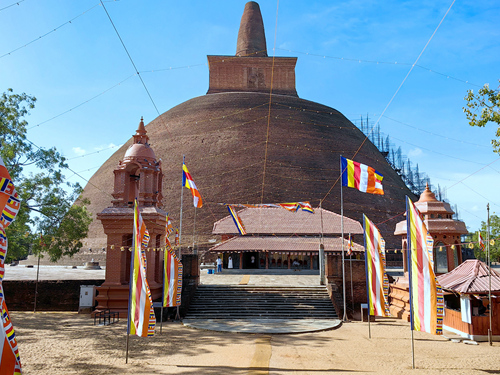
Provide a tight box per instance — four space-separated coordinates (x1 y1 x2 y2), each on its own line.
192 207 197 254
125 200 138 364
340 155 347 321
405 197 415 369
487 203 492 346
319 200 325 285
34 234 42 313
160 245 164 335
350 237 354 313
179 155 185 260
362 216 371 339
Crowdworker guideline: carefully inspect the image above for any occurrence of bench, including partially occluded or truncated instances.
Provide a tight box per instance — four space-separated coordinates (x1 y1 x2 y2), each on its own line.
94 309 120 326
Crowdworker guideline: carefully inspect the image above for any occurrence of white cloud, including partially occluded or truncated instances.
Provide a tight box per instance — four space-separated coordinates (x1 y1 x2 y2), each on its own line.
72 147 86 156
94 143 121 152
407 148 423 158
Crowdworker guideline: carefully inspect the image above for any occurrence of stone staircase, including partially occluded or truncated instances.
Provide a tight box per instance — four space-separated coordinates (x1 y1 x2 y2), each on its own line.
185 285 338 319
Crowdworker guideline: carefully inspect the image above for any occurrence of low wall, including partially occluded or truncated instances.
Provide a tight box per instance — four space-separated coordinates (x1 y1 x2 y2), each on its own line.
3 279 104 311
4 255 198 317
179 254 199 317
326 255 367 318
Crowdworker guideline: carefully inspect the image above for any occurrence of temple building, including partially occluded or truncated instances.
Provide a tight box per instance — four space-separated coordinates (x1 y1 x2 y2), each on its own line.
209 207 364 270
81 1 417 259
394 183 468 275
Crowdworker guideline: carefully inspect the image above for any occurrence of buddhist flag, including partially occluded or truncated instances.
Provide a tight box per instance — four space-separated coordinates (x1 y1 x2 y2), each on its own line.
0 156 22 375
363 215 389 317
129 200 155 337
298 202 314 213
0 158 21 231
166 214 173 236
227 205 247 235
478 232 485 252
346 233 353 256
165 214 173 248
278 203 299 211
406 196 444 335
182 163 202 208
163 248 183 307
341 156 384 195
174 229 179 246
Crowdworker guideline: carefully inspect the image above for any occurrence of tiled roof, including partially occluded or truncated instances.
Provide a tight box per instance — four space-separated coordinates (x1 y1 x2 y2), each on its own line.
437 259 500 294
394 218 467 236
212 207 363 235
208 235 364 253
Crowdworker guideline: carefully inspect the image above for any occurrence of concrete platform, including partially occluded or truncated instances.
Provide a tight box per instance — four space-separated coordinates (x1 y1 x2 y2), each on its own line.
183 318 342 334
3 265 105 281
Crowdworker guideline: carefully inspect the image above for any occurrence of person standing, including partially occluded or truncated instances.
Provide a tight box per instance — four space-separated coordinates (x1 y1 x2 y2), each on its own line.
216 256 222 273
228 256 233 269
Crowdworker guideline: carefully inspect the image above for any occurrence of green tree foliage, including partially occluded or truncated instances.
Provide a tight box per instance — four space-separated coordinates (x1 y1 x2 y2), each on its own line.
1 89 92 262
464 80 500 153
470 214 500 263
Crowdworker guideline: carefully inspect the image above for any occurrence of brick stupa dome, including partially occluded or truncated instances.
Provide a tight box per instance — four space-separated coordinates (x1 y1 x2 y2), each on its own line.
81 2 415 252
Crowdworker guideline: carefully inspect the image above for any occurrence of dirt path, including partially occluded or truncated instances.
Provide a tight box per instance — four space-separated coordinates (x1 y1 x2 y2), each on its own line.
11 312 500 375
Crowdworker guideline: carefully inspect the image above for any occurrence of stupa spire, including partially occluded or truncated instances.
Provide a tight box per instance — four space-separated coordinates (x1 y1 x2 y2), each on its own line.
236 2 267 57
133 116 149 144
417 182 438 202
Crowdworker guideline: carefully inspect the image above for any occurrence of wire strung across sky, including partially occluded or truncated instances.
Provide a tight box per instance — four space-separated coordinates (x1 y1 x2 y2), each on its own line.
9 1 494 233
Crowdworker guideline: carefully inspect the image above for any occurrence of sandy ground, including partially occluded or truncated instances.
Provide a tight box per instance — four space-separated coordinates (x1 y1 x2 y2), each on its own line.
11 312 500 375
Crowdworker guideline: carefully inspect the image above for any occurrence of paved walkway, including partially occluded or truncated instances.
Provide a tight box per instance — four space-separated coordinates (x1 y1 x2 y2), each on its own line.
199 268 322 287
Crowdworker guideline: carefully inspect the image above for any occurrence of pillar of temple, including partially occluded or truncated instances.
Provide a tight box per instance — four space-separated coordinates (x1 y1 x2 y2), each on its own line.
94 118 167 317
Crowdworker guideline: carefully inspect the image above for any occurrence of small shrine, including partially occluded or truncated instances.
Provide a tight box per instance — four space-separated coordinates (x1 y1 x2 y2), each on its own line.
390 184 468 320
94 118 167 317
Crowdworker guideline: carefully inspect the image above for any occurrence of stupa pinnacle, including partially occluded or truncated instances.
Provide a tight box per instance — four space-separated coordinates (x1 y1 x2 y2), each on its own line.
236 1 267 57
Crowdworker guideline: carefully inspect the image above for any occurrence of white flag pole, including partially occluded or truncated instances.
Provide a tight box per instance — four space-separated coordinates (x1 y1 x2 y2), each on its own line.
405 197 415 369
487 203 492 346
179 155 185 260
340 155 347 321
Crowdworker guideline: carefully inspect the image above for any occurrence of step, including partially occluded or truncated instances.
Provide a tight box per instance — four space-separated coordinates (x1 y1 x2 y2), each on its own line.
185 285 337 321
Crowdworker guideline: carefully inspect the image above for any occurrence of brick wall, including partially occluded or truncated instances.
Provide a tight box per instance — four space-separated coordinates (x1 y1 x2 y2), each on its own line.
3 279 104 311
179 254 199 317
326 254 368 318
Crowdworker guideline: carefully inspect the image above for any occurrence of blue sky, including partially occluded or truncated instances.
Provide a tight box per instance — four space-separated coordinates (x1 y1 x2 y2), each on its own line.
1 0 499 231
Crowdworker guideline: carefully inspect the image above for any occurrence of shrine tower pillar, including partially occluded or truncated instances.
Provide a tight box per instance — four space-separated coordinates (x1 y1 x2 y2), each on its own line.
95 118 166 317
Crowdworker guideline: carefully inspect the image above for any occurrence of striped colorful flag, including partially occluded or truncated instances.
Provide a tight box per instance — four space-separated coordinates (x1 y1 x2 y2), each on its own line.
406 196 444 335
346 233 353 256
341 156 384 195
165 235 172 249
298 202 314 213
278 203 299 211
0 156 22 375
163 247 183 307
166 214 173 236
363 215 389 317
478 232 485 252
182 163 202 208
174 229 179 246
227 205 247 235
129 200 155 337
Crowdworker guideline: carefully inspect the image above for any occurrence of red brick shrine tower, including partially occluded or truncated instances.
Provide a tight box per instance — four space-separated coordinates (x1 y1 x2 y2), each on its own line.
95 118 166 316
390 184 468 320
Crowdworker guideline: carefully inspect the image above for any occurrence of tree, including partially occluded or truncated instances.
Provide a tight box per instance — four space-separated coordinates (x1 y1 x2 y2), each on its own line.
470 214 500 263
464 80 500 153
1 89 92 262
